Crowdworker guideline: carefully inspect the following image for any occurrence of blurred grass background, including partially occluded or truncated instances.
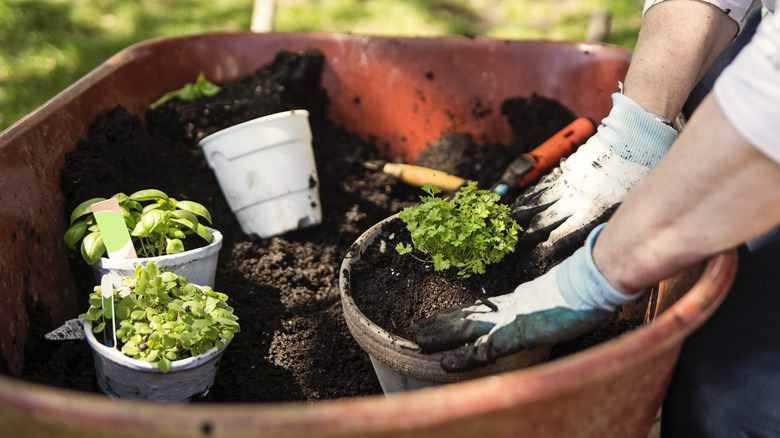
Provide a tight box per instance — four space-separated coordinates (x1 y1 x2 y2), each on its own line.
0 0 643 131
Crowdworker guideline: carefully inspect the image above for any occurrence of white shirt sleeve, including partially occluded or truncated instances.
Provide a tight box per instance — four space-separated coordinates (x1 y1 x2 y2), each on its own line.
643 0 768 32
714 10 780 164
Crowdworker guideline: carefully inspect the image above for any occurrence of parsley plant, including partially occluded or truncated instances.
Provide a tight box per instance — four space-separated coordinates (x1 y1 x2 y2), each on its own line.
396 182 521 278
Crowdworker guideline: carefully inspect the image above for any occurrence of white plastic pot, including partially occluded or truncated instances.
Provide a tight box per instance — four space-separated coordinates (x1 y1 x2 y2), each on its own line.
83 320 230 403
199 110 323 238
92 227 223 288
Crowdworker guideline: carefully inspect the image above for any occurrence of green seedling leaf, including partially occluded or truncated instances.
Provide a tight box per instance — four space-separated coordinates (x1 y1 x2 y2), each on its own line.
169 209 199 230
215 317 239 327
134 209 168 237
195 72 221 97
64 220 87 249
177 83 198 101
162 334 177 349
112 192 130 203
79 309 101 321
168 228 187 240
194 224 215 244
191 319 211 331
150 73 221 110
81 232 106 265
122 341 139 356
114 302 130 320
160 272 178 283
396 243 412 255
175 200 212 224
129 189 170 204
69 197 107 224
166 238 185 255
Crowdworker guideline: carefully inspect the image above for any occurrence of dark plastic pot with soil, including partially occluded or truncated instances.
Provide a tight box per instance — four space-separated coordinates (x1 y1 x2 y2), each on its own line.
340 213 552 393
0 33 737 437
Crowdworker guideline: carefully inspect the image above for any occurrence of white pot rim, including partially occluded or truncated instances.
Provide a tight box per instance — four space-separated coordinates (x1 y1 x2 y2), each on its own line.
199 109 310 146
82 319 229 373
93 226 222 268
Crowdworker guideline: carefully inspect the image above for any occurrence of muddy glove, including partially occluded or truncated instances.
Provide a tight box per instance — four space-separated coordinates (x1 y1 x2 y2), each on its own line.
512 93 678 266
413 224 643 372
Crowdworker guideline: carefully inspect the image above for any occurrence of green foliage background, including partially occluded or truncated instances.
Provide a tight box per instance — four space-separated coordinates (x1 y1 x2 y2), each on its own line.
0 0 642 131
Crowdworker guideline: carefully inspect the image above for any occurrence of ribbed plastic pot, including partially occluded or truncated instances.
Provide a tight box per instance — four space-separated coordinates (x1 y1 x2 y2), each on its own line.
92 227 223 288
83 320 230 403
0 33 738 437
199 110 322 238
339 214 551 393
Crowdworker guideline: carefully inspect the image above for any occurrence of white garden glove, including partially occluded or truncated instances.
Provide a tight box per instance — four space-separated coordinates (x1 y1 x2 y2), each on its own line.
413 224 643 372
511 92 678 266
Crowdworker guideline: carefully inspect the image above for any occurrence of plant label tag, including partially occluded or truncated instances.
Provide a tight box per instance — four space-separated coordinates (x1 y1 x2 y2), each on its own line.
91 198 137 259
101 274 117 348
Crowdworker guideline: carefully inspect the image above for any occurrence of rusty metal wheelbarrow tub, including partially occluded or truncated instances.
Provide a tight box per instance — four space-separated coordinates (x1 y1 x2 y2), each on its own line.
0 32 736 437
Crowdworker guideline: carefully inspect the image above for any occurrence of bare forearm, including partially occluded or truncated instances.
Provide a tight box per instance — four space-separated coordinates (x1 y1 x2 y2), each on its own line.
594 94 780 293
623 1 737 121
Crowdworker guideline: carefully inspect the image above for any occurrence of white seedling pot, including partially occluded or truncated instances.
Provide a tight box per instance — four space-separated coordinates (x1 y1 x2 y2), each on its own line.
92 228 222 288
199 110 322 238
83 320 229 403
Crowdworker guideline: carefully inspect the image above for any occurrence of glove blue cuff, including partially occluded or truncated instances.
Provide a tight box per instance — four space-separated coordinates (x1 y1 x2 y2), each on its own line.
556 224 644 311
597 93 678 169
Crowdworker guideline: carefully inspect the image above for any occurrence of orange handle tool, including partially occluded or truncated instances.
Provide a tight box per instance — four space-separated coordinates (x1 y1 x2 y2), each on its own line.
495 117 596 193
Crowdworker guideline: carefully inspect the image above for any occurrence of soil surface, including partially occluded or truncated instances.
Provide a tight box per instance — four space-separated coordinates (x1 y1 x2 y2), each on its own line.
17 48 628 402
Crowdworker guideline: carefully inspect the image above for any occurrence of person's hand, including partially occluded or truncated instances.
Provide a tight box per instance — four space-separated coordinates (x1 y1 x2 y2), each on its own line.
511 93 678 268
413 224 643 372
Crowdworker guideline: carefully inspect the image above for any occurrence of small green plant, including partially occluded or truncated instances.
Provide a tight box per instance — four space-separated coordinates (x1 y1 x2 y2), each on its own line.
64 189 214 265
396 182 521 278
150 72 221 109
80 262 240 373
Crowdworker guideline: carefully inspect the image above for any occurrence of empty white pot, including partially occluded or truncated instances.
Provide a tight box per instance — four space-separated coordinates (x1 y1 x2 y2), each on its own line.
199 110 323 238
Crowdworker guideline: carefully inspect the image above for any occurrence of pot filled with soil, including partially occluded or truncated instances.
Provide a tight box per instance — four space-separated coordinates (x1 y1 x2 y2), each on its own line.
65 188 223 288
0 33 737 437
340 183 552 393
92 226 222 287
81 263 239 402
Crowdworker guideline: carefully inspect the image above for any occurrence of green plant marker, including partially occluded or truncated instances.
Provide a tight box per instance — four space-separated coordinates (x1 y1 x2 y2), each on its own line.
91 198 137 260
101 274 117 348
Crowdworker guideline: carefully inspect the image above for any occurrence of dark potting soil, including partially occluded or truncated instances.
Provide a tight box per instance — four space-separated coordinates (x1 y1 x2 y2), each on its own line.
18 48 633 402
348 217 641 361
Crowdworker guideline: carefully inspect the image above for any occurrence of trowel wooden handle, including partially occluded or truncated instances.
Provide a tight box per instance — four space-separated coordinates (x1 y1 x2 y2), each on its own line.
516 117 596 188
383 163 468 191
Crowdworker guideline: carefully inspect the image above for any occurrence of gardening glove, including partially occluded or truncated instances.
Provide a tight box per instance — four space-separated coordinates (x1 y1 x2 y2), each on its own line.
413 224 644 372
511 92 678 266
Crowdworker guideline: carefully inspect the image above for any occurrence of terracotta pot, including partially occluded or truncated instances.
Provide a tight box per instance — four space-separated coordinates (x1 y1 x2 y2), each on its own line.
0 33 736 437
340 214 550 393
